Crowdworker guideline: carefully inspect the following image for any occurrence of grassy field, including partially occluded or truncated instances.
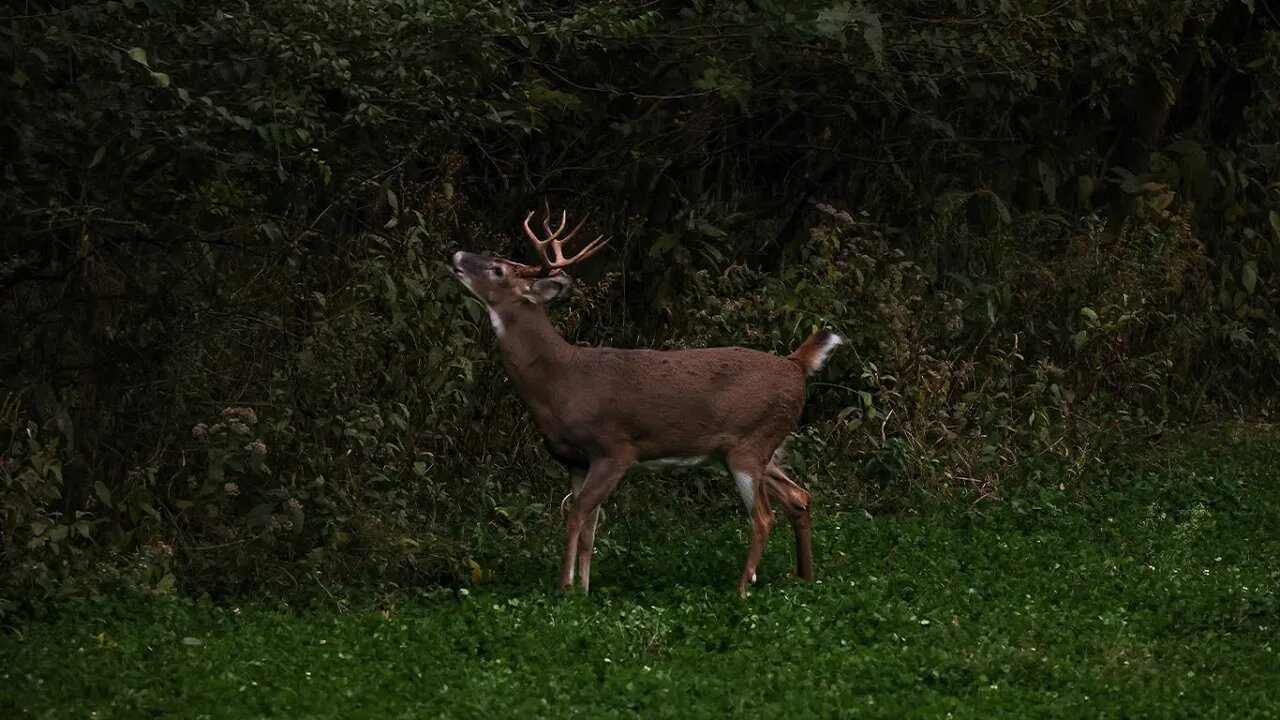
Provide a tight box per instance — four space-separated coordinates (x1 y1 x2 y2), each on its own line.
3 429 1279 718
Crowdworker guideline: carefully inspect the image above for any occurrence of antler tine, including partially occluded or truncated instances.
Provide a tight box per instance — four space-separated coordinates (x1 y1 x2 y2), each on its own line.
547 214 606 267
561 233 609 265
522 210 554 273
521 204 611 273
554 211 567 239
523 210 542 247
557 215 589 246
541 199 568 240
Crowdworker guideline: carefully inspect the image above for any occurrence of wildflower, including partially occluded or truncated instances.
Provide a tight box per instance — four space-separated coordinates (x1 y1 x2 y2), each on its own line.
223 407 258 425
223 482 239 496
245 440 267 455
285 497 302 510
192 423 208 440
229 421 250 435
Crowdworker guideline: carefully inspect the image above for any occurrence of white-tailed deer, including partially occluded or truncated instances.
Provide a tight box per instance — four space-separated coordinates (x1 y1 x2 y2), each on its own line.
451 204 841 595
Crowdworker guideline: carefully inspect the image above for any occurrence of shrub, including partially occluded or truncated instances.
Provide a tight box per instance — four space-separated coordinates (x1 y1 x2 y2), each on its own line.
2 0 1277 609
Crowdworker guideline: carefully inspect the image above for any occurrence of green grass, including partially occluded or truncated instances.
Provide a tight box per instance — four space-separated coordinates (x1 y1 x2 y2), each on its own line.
3 430 1279 718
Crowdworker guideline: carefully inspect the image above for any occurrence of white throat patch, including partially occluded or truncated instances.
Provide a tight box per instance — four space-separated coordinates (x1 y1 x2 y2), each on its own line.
488 308 505 337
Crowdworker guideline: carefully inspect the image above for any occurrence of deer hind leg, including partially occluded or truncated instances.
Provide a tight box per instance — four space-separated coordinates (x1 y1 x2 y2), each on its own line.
765 461 814 581
560 454 631 594
728 452 775 597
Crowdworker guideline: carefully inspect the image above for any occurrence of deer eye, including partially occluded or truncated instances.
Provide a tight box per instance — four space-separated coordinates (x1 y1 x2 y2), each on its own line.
490 267 504 278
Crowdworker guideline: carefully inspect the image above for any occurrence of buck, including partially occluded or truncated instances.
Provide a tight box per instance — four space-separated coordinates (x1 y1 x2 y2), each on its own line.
450 205 841 595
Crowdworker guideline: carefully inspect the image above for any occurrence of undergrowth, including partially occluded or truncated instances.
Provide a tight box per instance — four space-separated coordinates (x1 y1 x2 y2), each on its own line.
4 0 1280 609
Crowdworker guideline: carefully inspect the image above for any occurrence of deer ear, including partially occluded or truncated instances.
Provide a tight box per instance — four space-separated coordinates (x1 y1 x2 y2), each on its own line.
526 274 573 304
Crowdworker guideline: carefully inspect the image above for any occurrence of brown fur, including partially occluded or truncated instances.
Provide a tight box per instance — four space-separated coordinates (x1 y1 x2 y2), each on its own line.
451 249 837 595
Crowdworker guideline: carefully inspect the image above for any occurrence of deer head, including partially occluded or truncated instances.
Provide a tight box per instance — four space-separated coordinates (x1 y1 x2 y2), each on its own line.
450 202 608 311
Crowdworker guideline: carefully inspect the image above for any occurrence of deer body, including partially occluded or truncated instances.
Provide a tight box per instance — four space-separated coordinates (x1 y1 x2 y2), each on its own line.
452 207 840 595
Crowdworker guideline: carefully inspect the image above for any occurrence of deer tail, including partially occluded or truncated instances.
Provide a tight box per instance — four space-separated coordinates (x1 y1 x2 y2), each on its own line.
788 330 843 375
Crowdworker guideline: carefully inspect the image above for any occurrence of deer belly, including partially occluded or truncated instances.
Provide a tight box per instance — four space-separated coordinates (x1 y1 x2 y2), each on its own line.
636 455 715 470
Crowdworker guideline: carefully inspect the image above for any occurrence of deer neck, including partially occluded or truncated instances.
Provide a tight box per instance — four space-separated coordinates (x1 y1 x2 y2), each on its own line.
490 301 572 404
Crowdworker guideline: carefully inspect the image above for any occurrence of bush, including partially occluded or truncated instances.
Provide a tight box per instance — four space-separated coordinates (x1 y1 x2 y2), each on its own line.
2 0 1278 610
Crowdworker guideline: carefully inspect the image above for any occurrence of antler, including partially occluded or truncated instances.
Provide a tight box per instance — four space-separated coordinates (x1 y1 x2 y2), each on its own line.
517 200 609 276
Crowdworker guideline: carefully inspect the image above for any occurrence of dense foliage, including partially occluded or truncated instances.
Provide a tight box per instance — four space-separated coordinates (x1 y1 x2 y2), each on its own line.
2 0 1279 610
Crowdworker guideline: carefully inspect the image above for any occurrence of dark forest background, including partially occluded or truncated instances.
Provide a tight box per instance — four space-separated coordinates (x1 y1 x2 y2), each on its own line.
2 0 1278 612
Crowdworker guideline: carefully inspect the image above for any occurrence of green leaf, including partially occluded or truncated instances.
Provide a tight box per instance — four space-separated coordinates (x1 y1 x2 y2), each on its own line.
90 147 106 169
11 69 27 87
1242 261 1258 295
1077 175 1093 204
259 220 283 243
648 232 682 258
1038 160 1058 204
150 71 170 88
815 3 853 41
1079 307 1098 323
127 47 149 68
245 502 275 528
693 219 725 238
1269 210 1280 239
859 10 884 63
93 481 112 506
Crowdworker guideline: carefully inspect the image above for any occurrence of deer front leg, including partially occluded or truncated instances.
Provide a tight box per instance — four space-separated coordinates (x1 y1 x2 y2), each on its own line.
560 454 631 593
730 456 775 597
575 506 603 594
568 468 603 594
